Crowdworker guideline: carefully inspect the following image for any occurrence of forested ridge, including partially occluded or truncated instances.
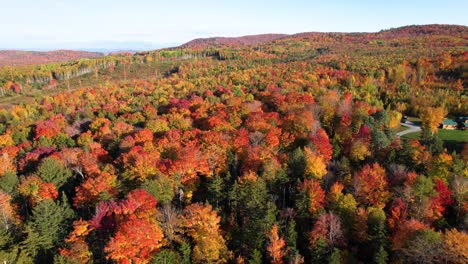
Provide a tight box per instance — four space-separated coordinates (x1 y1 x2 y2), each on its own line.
0 25 467 263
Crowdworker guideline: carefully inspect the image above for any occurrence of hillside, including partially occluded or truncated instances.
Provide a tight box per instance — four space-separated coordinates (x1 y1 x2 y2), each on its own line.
182 24 468 49
0 50 103 67
0 24 466 263
378 24 468 37
181 33 288 47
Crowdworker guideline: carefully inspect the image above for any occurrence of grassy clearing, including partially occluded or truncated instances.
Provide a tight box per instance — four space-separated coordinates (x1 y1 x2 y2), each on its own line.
401 132 420 140
438 129 468 142
402 129 468 152
394 125 410 133
402 129 468 141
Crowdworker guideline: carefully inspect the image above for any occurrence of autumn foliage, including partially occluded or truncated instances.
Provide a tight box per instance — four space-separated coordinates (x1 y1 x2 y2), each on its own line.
181 203 230 263
0 24 466 263
267 224 286 264
104 190 164 264
353 163 390 208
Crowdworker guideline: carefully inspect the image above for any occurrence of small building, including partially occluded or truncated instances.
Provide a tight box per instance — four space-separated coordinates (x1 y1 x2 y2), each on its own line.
441 119 457 130
401 115 408 123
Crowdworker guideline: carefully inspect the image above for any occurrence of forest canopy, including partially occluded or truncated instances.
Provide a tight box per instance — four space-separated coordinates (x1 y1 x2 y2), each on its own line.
0 24 467 263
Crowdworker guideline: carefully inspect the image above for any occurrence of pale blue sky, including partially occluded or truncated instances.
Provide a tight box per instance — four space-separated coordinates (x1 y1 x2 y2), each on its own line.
1 0 466 51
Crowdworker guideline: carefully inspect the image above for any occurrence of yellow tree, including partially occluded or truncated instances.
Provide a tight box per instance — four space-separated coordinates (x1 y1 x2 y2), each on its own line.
181 203 230 263
0 133 14 147
443 229 468 263
304 148 327 180
419 107 445 136
388 110 402 129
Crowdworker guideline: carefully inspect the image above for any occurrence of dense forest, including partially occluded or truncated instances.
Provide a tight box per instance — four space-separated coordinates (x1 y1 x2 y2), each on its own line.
0 24 467 263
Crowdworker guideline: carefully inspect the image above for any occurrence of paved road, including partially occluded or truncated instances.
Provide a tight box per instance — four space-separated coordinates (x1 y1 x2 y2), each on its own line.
396 121 421 137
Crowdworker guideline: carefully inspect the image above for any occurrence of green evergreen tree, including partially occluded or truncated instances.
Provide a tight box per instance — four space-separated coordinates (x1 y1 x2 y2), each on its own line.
52 133 76 149
142 177 174 204
36 158 72 189
229 177 277 255
21 196 75 262
53 254 78 264
151 249 178 264
288 148 306 179
285 219 298 250
296 185 311 217
179 242 191 264
413 175 435 200
207 173 225 208
248 249 262 264
311 238 327 264
0 170 19 195
367 208 388 264
0 228 18 262
328 248 342 264
374 245 388 264
370 129 391 153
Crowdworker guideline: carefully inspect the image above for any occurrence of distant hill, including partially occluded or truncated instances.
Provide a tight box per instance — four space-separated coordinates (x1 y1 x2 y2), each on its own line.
377 24 468 37
0 50 103 67
181 24 468 48
181 33 288 48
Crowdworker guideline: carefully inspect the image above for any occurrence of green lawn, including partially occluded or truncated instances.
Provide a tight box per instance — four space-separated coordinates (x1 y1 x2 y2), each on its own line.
393 125 410 133
401 131 421 140
402 129 468 141
402 129 468 152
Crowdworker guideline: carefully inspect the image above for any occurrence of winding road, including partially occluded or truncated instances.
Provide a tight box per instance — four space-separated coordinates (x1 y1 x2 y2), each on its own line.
396 121 421 137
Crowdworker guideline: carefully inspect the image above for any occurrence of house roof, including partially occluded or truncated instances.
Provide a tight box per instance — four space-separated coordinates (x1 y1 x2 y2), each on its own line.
442 119 457 126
